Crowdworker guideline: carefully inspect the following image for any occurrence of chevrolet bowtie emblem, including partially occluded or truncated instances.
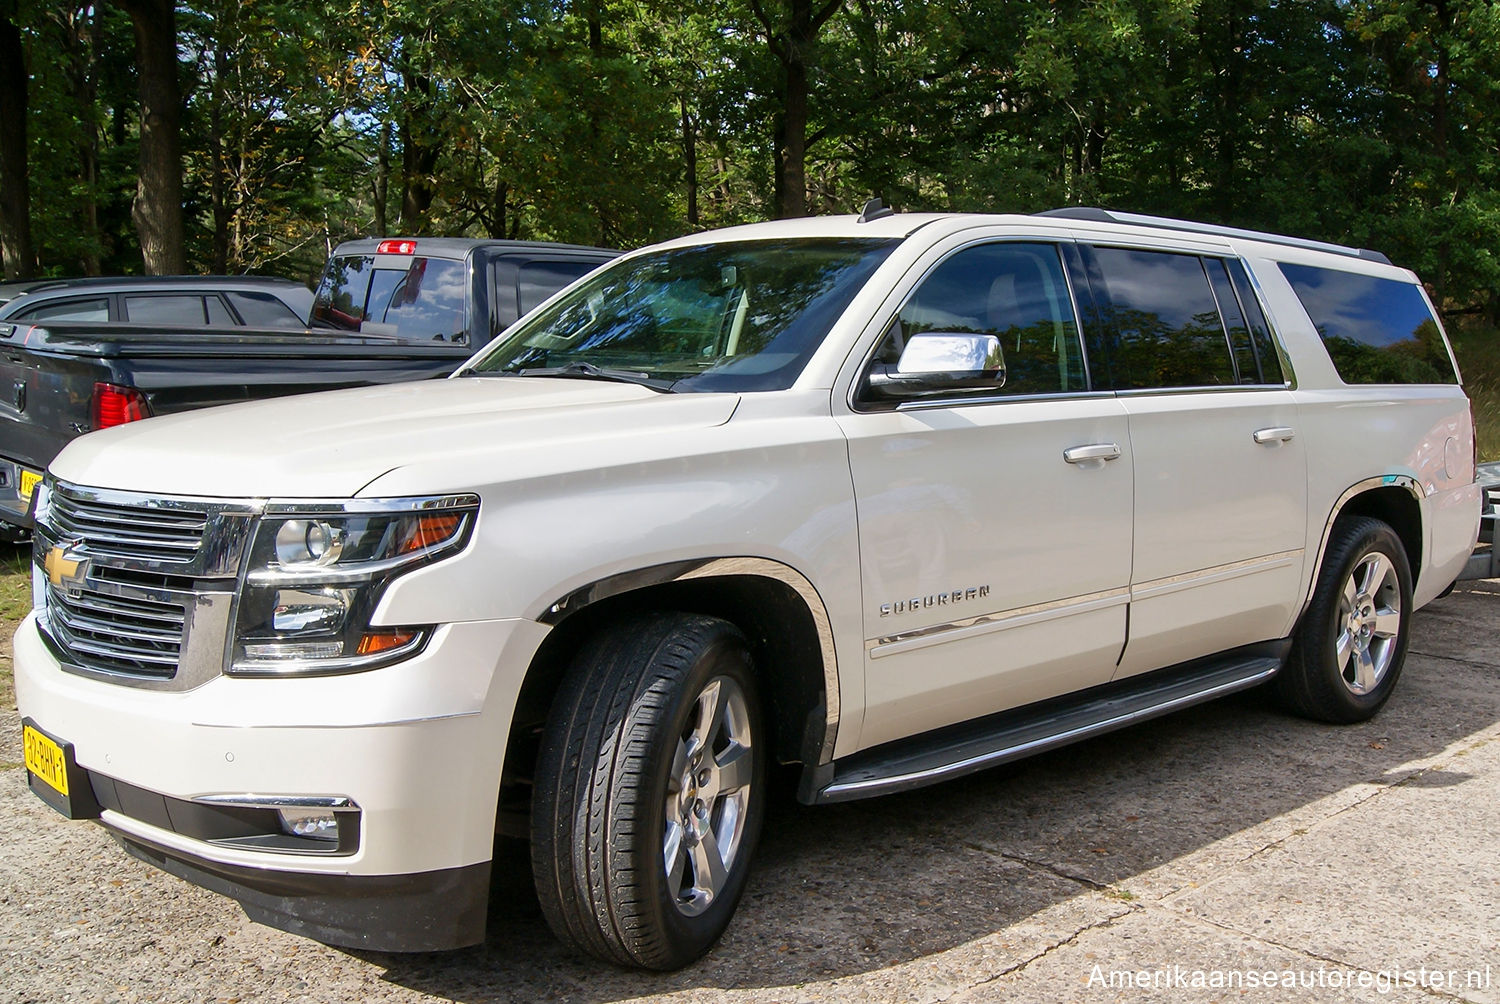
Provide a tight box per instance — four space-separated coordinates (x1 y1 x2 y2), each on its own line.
44 544 86 591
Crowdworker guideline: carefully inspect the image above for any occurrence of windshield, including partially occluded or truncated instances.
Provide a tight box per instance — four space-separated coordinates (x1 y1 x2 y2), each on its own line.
467 238 896 391
311 255 469 343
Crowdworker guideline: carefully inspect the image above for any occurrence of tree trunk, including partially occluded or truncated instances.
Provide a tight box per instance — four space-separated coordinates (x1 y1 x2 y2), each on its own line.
779 49 809 218
490 178 507 240
373 123 390 235
750 0 842 220
681 97 698 227
0 0 36 279
72 4 101 275
117 0 186 274
208 37 229 272
397 72 439 233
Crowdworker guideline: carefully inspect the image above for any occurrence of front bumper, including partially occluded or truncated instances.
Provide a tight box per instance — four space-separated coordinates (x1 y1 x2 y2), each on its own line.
14 611 550 950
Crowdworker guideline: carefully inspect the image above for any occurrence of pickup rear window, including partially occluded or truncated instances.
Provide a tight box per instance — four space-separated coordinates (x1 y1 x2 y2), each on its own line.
311 256 468 342
1279 263 1457 384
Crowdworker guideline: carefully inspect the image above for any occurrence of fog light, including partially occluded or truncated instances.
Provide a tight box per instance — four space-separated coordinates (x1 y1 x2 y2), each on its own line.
278 807 340 841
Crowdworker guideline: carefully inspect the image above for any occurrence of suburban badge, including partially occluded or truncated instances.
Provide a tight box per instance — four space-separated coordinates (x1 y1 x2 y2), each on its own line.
880 585 991 617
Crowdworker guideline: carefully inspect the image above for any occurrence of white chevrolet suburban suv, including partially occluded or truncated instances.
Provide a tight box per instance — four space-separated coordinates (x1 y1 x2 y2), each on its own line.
16 207 1481 969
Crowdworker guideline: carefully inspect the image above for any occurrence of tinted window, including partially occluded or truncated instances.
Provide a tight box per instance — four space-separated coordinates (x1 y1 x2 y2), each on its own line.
227 290 305 327
123 295 206 325
15 297 109 322
1226 259 1284 384
472 239 896 392
1092 248 1236 389
311 256 468 341
311 256 373 329
871 242 1085 396
204 296 234 325
518 260 601 316
1279 263 1456 384
1206 261 1259 384
1203 259 1283 385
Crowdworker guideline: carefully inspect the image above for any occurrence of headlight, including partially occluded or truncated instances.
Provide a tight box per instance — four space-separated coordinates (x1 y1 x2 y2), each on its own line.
229 495 478 676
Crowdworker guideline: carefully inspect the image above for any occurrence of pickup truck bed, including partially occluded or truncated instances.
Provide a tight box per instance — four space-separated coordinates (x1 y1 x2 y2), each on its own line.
0 323 470 534
0 238 617 537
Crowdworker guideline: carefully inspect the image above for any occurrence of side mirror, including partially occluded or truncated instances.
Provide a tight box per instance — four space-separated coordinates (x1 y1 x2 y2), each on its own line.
865 331 1006 400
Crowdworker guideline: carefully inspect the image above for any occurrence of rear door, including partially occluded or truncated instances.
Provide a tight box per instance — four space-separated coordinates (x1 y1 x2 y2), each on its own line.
1079 242 1308 677
838 234 1134 750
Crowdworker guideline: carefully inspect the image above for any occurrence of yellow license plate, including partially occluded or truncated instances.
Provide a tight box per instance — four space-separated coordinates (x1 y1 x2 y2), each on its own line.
23 724 69 797
18 468 42 505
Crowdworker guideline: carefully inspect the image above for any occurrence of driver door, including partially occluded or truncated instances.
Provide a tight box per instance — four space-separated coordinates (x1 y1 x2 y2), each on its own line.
837 239 1133 750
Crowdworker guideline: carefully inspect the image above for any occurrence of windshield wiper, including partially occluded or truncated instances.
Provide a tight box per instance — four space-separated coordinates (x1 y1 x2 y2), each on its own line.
514 361 674 392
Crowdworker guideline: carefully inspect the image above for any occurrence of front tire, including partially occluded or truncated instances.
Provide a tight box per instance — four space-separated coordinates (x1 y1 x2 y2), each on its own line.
531 612 765 969
1277 516 1412 723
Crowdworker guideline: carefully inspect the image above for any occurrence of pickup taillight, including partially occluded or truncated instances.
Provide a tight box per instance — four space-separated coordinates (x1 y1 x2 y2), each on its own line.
91 383 151 429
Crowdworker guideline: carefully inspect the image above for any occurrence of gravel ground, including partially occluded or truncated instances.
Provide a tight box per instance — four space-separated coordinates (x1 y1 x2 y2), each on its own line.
3 566 1499 1003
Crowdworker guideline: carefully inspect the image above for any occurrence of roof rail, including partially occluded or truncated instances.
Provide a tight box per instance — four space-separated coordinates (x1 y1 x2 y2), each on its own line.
1035 207 1392 266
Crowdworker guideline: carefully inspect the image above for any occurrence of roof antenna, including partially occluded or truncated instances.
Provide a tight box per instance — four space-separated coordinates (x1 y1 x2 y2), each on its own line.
858 197 895 223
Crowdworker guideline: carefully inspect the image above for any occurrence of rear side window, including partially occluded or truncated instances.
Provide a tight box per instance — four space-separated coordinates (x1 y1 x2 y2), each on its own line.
14 297 109 322
1279 263 1456 384
204 296 234 325
1206 259 1284 385
124 294 209 325
518 260 601 317
1091 248 1236 389
227 290 305 328
1225 259 1285 385
312 256 468 341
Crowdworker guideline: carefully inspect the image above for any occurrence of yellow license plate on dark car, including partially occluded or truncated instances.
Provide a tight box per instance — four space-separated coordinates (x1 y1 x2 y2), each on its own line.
23 723 69 796
18 468 42 506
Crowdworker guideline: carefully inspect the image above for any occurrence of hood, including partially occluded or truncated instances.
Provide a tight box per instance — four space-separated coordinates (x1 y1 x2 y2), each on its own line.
50 377 740 498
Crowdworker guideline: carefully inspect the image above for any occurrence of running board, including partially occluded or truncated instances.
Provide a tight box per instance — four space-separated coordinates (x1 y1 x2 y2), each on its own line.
815 645 1286 804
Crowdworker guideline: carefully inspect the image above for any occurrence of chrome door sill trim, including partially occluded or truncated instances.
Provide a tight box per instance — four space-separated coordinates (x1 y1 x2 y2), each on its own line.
867 587 1128 659
1131 549 1302 602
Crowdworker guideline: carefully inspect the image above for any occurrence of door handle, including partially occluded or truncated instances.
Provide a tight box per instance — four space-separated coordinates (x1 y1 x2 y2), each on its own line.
1063 443 1122 465
1253 427 1296 445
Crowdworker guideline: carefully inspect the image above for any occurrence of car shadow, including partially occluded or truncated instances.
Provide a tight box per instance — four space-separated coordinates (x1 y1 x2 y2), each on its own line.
353 589 1500 1001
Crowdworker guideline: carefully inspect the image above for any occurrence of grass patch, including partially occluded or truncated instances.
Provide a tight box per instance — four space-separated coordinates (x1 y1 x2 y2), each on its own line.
1 542 29 709
1 543 29 620
1448 319 1500 463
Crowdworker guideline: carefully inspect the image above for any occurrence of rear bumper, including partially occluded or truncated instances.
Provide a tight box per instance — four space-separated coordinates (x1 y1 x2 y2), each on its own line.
0 454 36 535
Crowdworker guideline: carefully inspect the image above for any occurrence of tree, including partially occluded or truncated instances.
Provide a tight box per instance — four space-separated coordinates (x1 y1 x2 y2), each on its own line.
116 0 185 273
736 0 844 218
0 0 36 278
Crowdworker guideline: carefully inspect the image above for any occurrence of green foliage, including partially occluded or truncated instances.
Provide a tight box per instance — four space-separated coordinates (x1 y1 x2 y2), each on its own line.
4 0 1500 325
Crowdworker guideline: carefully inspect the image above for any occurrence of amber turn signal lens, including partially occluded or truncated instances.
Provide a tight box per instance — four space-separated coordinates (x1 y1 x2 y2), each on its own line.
356 630 417 655
397 514 463 554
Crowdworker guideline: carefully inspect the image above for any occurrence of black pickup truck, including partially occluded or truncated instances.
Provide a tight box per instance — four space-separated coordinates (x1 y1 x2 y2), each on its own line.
0 238 617 537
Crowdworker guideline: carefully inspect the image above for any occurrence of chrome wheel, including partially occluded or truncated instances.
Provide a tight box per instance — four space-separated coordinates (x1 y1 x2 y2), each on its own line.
663 676 754 918
1336 551 1402 695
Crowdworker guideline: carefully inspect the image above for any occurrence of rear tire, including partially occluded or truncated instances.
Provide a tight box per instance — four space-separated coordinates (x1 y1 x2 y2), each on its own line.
1277 516 1412 723
531 612 765 969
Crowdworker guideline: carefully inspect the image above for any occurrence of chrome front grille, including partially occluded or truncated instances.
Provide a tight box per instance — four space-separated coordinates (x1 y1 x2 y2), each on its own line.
33 480 260 689
43 574 189 678
49 484 208 562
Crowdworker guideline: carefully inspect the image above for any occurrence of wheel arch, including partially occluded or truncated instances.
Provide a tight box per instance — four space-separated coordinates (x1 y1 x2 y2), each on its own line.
496 558 840 832
1303 477 1424 620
